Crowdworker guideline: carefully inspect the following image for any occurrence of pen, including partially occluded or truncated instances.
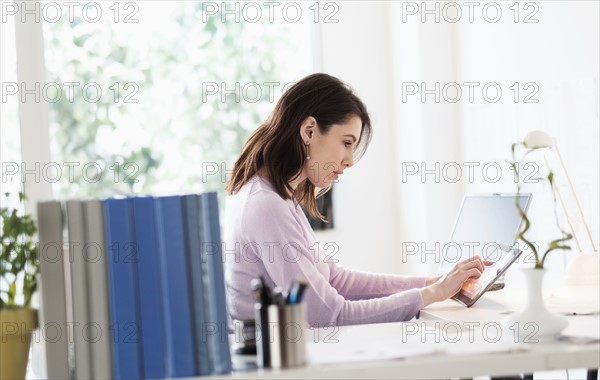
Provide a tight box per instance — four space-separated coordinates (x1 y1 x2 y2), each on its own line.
261 276 273 305
251 276 272 305
293 281 307 303
250 278 264 304
272 286 286 305
285 279 298 304
251 277 271 368
286 279 307 304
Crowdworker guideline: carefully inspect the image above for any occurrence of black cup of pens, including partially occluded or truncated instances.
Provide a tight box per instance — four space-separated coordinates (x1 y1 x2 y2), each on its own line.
251 277 308 369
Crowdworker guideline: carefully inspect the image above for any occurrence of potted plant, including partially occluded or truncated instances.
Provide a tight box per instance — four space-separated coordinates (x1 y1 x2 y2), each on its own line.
502 136 572 342
1 192 40 379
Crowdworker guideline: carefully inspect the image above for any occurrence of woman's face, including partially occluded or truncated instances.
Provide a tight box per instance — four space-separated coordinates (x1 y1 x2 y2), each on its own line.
304 115 362 188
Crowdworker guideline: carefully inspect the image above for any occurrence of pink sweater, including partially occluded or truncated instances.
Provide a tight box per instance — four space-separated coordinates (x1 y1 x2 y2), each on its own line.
223 175 426 327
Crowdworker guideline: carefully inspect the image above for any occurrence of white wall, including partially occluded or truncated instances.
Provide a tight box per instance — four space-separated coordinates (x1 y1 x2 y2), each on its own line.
316 1 465 276
315 1 599 276
388 1 464 275
455 1 600 271
316 2 402 274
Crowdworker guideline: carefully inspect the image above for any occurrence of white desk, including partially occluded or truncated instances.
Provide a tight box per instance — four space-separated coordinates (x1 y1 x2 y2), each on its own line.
202 288 599 380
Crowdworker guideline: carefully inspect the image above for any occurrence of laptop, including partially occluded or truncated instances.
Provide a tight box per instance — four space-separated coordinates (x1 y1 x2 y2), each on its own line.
437 193 533 306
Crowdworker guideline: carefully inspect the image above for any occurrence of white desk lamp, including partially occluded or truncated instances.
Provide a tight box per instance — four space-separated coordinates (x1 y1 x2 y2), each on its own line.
523 130 599 286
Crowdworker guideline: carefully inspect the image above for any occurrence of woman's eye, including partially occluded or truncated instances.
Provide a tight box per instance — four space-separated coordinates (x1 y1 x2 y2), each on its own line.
344 141 352 147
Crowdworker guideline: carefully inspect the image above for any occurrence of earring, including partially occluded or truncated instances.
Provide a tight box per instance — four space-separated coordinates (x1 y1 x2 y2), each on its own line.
305 141 310 160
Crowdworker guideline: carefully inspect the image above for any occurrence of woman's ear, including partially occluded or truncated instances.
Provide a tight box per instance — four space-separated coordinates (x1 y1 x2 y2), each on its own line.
300 116 317 143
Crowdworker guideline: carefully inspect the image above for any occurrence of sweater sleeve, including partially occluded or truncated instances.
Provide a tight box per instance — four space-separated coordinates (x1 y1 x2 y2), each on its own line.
241 192 424 327
328 262 427 301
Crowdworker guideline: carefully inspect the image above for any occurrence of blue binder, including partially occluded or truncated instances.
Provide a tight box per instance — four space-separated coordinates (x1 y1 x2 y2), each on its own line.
155 196 197 377
183 195 211 376
199 192 232 374
103 198 144 379
131 197 166 378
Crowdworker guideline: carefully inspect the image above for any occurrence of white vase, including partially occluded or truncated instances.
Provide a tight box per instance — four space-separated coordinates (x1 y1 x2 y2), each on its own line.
502 268 568 343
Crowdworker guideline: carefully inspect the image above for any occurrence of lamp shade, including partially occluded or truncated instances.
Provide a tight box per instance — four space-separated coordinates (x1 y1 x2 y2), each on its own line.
523 130 555 149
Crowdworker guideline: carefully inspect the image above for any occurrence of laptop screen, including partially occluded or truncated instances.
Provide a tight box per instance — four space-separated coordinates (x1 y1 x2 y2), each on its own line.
439 193 532 273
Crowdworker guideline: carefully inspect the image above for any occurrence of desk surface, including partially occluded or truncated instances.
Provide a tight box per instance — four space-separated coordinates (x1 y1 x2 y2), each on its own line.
201 286 599 380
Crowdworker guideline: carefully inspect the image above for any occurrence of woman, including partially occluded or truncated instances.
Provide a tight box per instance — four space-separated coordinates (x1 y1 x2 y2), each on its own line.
224 73 488 327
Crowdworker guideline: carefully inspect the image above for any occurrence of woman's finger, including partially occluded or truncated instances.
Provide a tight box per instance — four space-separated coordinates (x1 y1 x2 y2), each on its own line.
458 255 479 265
459 255 485 269
473 256 488 272
460 259 484 273
464 267 482 280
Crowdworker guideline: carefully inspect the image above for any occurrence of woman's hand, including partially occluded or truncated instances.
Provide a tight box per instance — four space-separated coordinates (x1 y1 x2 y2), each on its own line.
420 256 493 307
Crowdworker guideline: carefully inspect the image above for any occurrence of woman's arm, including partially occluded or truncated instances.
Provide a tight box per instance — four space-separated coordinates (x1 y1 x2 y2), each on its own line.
327 262 433 300
241 193 424 326
269 250 425 326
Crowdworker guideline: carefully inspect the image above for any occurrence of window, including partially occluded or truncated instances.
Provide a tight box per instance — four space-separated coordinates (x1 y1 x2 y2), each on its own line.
1 10 23 210
39 1 314 203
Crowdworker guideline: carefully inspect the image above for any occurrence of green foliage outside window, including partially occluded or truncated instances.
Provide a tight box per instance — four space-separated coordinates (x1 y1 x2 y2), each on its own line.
44 2 308 201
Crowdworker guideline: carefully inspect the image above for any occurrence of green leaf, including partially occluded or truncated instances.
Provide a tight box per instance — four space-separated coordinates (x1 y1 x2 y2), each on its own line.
0 191 39 309
8 281 16 305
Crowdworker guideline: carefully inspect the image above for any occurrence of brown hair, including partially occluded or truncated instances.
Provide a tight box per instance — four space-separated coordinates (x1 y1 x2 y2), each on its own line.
225 73 372 221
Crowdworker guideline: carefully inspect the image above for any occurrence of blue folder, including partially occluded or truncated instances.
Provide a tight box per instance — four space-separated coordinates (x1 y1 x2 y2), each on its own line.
199 192 232 374
103 198 144 379
131 197 167 378
155 196 197 377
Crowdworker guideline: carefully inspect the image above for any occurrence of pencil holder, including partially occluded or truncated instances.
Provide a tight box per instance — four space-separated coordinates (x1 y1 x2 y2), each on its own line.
266 303 307 369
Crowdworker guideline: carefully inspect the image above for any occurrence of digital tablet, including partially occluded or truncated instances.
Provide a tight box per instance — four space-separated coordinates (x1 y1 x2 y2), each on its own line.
452 244 523 307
